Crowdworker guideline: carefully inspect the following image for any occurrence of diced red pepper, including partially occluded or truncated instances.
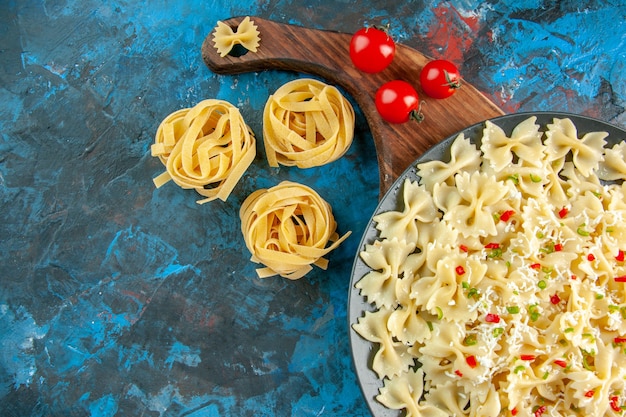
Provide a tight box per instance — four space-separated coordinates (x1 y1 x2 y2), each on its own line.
610 396 621 412
459 244 469 253
456 266 466 275
520 354 536 361
584 390 595 398
530 263 541 269
511 407 518 416
558 207 569 218
554 359 567 368
534 405 547 417
485 242 500 249
466 355 477 368
554 243 563 252
500 210 515 222
614 337 626 344
485 313 501 323
550 294 561 305
571 275 577 280
615 275 626 283
617 250 625 262
587 254 596 262
455 369 463 377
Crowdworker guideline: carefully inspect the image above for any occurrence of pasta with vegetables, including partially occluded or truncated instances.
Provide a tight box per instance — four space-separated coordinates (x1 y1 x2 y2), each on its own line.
353 117 626 416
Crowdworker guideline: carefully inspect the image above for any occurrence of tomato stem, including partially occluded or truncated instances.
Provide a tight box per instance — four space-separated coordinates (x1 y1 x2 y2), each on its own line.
410 101 425 123
444 70 462 89
371 23 391 36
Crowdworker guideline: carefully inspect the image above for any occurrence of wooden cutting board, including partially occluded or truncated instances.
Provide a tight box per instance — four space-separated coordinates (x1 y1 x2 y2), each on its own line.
202 16 504 197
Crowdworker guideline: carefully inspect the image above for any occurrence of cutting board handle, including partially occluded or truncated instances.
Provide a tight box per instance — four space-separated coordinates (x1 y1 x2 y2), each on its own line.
202 16 504 197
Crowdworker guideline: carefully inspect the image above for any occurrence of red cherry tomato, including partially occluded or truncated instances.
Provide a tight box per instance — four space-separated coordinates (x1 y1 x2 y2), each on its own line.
420 59 462 99
375 80 423 124
349 26 395 73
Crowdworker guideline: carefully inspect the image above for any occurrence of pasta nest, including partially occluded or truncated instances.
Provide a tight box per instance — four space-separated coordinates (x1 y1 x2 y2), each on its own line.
240 181 351 280
263 78 355 168
212 16 260 57
151 99 256 204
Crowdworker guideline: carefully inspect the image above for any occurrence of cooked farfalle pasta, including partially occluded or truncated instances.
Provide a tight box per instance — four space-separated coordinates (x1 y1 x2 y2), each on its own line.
544 117 608 177
353 117 626 416
434 171 515 238
239 181 351 280
355 307 415 379
212 16 260 57
481 117 544 171
262 78 355 168
599 142 626 181
417 133 482 192
356 238 417 309
151 99 256 203
374 179 438 244
378 368 449 417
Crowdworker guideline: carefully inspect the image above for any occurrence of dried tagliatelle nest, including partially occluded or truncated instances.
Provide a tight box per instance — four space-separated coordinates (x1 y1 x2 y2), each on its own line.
263 78 355 168
240 181 351 280
212 16 260 57
151 99 256 204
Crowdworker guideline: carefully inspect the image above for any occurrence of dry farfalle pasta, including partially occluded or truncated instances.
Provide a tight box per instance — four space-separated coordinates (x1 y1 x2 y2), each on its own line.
240 181 351 280
263 78 355 168
151 99 256 203
353 116 626 417
212 16 260 57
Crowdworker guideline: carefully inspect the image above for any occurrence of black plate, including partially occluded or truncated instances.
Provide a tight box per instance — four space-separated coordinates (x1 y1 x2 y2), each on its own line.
348 111 626 417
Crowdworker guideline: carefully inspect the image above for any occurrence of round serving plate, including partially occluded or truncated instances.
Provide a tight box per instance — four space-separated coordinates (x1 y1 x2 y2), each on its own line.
348 111 626 417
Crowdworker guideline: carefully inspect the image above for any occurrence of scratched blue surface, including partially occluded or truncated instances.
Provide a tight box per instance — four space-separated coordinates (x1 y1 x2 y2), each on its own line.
1 1 625 416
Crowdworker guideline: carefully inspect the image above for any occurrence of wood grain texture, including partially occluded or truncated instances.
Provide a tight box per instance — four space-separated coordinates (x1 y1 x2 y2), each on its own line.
202 16 505 196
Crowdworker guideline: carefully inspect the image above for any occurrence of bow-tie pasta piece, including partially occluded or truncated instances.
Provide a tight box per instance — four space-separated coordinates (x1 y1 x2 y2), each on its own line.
480 116 544 172
544 117 607 177
352 307 414 379
598 141 626 181
212 16 260 57
356 238 416 309
240 181 351 280
151 99 255 203
417 132 481 193
263 78 355 168
387 297 432 345
373 178 438 245
377 368 449 417
435 171 513 238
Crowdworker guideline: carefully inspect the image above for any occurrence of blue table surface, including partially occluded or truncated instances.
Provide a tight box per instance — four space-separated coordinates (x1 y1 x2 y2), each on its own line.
1 1 625 416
